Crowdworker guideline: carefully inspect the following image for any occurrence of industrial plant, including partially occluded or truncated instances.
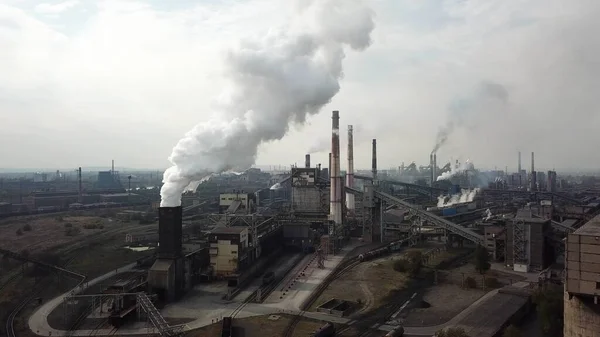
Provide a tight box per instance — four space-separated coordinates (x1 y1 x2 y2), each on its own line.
0 110 598 337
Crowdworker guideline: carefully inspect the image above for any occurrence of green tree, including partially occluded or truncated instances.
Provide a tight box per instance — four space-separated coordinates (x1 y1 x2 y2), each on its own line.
436 327 469 337
473 244 490 274
406 250 423 277
533 285 563 337
503 324 522 337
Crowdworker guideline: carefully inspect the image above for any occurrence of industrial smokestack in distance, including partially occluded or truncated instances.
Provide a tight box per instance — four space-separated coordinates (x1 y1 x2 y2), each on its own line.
372 139 377 181
305 154 311 168
433 153 437 183
330 111 342 226
518 151 521 173
346 125 355 212
531 152 535 173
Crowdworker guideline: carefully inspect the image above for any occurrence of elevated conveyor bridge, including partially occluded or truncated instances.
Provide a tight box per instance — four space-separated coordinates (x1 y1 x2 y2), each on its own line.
374 191 485 245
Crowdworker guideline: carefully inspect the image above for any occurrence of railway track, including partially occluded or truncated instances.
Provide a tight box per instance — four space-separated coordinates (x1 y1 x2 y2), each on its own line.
5 278 54 337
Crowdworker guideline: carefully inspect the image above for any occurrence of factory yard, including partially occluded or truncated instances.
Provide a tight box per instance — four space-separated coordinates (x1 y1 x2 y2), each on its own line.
0 212 148 254
309 251 414 313
401 283 485 327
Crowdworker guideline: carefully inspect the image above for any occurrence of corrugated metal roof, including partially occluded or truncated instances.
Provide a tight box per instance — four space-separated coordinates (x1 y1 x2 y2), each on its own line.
453 287 531 337
150 259 173 272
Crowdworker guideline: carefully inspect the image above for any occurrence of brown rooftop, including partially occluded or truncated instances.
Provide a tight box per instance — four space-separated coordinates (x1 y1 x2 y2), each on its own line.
573 214 600 236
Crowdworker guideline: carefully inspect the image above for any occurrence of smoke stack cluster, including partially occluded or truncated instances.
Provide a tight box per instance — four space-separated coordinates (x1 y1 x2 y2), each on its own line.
305 154 311 168
330 111 342 226
372 139 377 180
346 125 355 212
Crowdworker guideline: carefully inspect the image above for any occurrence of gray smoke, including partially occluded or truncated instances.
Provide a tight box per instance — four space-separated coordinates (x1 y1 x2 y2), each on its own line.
432 80 509 154
161 0 375 207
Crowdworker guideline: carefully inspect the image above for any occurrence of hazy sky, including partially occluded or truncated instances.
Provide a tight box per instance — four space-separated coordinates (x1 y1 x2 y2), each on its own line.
2 0 599 172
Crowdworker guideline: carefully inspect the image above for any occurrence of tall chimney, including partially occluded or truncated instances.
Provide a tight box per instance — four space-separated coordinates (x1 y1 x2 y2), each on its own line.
305 154 311 168
346 125 355 212
78 167 82 203
518 151 521 173
328 152 332 180
430 153 434 185
531 152 535 173
372 139 377 180
112 160 114 175
330 111 342 226
530 151 536 191
433 153 437 183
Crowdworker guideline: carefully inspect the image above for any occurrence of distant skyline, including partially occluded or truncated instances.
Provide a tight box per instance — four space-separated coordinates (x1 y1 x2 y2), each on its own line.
2 0 599 171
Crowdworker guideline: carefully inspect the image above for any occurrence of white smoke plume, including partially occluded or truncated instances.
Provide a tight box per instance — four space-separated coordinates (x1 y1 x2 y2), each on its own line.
160 0 375 207
307 138 330 154
437 159 475 181
437 188 480 208
270 183 283 190
432 81 509 154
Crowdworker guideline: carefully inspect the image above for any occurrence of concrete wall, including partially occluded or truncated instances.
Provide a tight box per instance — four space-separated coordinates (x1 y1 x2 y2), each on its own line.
292 187 326 213
210 240 243 276
566 233 600 295
564 292 600 337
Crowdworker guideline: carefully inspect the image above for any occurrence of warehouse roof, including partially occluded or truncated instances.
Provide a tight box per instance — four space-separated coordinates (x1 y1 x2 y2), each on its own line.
573 214 600 236
453 287 531 337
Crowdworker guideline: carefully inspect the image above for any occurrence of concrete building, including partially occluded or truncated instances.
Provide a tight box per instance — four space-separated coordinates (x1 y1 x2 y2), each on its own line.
208 227 249 277
290 167 329 214
219 192 254 213
564 214 600 336
505 214 551 272
148 207 185 303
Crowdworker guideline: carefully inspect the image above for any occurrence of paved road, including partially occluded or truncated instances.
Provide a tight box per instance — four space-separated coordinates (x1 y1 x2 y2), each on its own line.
28 263 138 336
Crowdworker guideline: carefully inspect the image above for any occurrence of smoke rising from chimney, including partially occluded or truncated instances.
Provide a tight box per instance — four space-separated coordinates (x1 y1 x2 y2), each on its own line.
160 0 375 207
432 81 509 154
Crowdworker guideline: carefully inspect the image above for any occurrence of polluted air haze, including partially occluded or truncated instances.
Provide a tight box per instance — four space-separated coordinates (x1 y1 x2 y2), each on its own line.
160 0 375 207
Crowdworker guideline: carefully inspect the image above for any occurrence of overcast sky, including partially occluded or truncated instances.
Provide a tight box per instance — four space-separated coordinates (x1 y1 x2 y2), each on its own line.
2 0 599 172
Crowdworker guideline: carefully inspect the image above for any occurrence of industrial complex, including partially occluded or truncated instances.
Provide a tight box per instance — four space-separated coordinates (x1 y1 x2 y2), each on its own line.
1 110 600 337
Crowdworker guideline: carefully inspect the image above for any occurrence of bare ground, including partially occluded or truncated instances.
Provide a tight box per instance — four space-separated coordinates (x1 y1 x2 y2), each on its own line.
308 250 419 313
401 283 486 327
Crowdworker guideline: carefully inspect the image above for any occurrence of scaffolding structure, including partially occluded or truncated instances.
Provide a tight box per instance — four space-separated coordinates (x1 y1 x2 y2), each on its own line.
512 218 528 267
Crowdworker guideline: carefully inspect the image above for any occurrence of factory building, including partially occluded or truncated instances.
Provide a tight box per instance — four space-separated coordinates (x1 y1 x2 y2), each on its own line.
564 214 600 336
219 192 254 213
504 214 552 272
208 227 249 277
148 207 186 303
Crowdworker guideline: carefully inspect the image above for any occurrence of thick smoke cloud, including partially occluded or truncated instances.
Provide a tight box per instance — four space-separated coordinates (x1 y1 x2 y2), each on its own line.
431 81 509 154
161 0 375 207
437 188 480 208
437 159 475 181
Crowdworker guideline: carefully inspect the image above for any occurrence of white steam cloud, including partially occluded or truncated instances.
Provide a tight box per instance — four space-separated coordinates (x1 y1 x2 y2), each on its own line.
307 138 330 154
160 0 375 207
437 188 480 208
437 159 475 181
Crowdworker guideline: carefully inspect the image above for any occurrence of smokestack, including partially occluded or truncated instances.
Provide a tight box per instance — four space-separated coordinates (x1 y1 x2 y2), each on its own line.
346 125 355 212
372 139 377 180
530 151 536 191
433 153 437 183
330 111 342 226
328 152 332 180
305 154 311 168
158 206 183 259
78 167 82 203
111 159 114 175
531 152 535 173
518 151 521 173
